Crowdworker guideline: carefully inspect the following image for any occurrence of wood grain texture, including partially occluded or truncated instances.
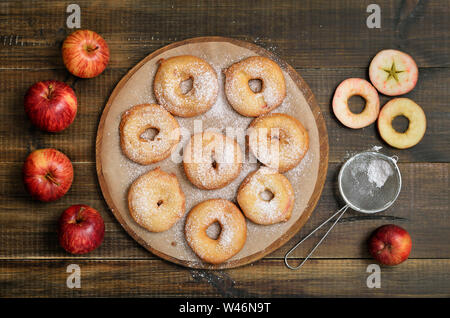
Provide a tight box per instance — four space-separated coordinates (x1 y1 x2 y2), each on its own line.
0 66 449 163
0 1 449 70
0 0 448 297
1 259 449 297
1 162 448 259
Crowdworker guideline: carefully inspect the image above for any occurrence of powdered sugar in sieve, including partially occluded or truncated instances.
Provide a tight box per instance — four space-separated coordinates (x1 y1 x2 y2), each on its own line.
285 151 402 270
339 152 401 213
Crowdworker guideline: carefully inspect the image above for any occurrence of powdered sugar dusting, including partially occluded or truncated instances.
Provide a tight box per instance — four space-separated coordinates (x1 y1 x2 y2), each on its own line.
224 56 285 116
128 169 185 232
185 199 246 262
120 104 179 164
367 159 393 188
248 112 308 171
154 56 218 116
239 167 294 224
349 156 394 197
100 41 321 265
184 132 243 189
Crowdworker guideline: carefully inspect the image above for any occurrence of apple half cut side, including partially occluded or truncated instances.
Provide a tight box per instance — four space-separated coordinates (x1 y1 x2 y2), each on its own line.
369 49 418 96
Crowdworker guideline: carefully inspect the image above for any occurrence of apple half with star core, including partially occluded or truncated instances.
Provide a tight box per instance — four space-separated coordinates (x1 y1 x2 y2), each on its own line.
58 204 105 255
369 49 418 96
368 224 412 266
23 148 73 202
24 80 77 132
62 29 110 78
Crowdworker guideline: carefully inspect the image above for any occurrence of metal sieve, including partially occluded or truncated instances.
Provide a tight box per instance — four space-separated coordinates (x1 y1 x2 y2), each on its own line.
284 151 402 270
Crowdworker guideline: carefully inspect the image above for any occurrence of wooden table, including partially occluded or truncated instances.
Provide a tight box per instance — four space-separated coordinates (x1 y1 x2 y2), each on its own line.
0 0 448 297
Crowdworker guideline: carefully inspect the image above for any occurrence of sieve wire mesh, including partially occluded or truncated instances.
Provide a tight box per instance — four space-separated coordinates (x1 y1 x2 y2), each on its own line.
338 152 401 213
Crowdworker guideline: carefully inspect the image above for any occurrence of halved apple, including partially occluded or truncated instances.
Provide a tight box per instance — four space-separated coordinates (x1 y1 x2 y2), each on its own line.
369 49 418 96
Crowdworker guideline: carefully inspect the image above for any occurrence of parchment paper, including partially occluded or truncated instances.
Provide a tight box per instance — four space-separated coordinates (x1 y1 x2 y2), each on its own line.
99 41 320 266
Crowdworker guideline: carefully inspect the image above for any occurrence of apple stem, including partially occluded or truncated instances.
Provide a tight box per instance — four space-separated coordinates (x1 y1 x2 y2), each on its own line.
87 46 99 53
76 207 85 224
45 172 60 186
46 85 54 99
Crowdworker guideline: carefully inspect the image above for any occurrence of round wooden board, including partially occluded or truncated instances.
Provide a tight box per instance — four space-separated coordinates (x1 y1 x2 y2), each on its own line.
96 36 329 269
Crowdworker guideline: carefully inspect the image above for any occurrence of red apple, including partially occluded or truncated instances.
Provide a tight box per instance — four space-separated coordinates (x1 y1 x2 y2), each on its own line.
23 148 73 202
62 29 110 78
24 80 77 132
368 224 412 266
58 204 105 254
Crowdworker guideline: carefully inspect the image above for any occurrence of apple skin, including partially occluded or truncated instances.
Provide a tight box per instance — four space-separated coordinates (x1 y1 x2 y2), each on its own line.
23 148 73 202
58 205 105 255
368 224 412 266
62 29 110 78
24 80 77 132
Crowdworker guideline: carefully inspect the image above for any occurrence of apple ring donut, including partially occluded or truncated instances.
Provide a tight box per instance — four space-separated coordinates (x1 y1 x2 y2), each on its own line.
237 167 294 225
248 113 309 173
378 98 426 149
332 78 380 129
120 103 180 165
224 56 286 117
183 131 243 190
128 168 185 232
154 55 219 117
185 199 246 264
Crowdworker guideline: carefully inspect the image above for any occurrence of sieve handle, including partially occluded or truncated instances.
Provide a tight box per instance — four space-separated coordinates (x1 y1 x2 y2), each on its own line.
284 205 349 270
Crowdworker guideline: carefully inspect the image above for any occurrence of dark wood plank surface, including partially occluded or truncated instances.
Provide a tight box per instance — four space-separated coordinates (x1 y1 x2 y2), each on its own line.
1 1 449 69
0 0 449 297
1 259 449 297
1 162 448 259
1 67 448 163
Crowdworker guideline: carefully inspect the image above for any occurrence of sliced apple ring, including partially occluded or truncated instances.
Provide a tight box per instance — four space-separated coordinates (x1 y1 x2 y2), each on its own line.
369 49 418 96
378 98 426 149
332 78 380 129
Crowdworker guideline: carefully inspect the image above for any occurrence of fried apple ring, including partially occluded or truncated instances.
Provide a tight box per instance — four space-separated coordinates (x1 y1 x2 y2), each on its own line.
120 103 180 165
128 168 186 232
185 199 246 264
154 55 219 117
248 113 309 172
237 167 294 225
183 131 243 190
224 56 286 117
